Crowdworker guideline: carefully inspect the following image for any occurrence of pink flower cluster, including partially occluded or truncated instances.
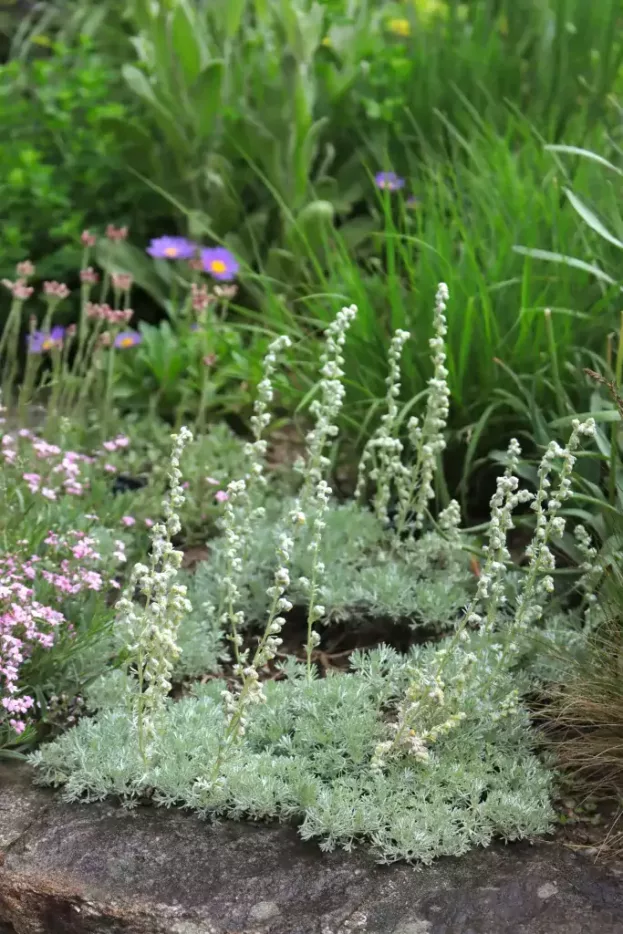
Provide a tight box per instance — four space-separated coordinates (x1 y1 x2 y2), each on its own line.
1 278 34 300
43 281 70 301
1 532 126 735
190 283 214 314
2 429 131 502
80 267 99 285
86 303 134 325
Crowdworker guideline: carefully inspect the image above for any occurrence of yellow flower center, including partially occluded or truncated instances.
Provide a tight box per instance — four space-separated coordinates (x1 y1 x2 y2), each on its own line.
210 259 227 274
388 17 411 37
120 337 135 348
42 340 53 351
164 246 179 257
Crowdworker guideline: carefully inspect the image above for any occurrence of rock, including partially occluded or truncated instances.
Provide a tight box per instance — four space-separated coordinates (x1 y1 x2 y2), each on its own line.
1 764 623 934
248 901 280 923
537 882 559 900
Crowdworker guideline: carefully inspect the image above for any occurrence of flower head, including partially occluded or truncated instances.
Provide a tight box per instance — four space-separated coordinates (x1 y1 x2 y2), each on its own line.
81 230 97 247
80 267 99 285
27 327 65 354
201 247 239 281
3 278 33 300
112 273 133 293
147 236 197 260
106 225 128 242
16 260 35 278
215 490 229 503
114 330 142 350
43 281 70 300
387 17 411 37
375 172 405 192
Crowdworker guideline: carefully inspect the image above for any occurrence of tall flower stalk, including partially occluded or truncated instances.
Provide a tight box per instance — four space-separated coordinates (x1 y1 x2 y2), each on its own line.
395 283 451 536
355 328 410 525
296 305 357 676
116 427 193 763
299 305 357 506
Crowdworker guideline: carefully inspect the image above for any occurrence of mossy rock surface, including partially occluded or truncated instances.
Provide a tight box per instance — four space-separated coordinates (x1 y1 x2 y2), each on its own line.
2 765 623 934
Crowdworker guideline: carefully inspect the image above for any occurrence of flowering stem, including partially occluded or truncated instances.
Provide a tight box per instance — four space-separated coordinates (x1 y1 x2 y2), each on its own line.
1 299 23 406
103 345 117 436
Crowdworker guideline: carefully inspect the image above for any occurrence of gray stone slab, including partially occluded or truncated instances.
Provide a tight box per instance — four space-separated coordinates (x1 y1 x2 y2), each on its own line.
1 764 623 933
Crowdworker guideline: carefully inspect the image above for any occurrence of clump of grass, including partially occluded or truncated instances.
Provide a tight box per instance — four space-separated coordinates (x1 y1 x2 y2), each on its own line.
542 545 623 852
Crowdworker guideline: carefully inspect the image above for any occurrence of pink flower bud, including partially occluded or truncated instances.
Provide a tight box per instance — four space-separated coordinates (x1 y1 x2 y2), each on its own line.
80 267 99 284
16 260 35 278
106 224 128 242
112 273 133 292
191 283 213 313
43 281 70 300
203 354 217 367
215 490 229 503
81 230 97 247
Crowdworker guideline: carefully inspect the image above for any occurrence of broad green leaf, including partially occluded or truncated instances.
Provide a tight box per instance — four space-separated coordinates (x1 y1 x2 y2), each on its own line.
122 64 158 105
545 145 623 177
191 61 225 141
225 0 247 38
512 246 618 286
171 0 204 84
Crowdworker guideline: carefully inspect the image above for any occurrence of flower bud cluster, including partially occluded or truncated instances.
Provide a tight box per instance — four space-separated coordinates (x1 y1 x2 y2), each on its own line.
395 284 451 535
299 305 357 502
355 329 410 525
117 427 193 759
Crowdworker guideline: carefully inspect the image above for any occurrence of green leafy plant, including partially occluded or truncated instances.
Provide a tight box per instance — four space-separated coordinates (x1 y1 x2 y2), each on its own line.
0 38 144 280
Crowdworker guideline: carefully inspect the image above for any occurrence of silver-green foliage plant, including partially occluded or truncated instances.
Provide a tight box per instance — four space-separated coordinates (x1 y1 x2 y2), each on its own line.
31 287 596 863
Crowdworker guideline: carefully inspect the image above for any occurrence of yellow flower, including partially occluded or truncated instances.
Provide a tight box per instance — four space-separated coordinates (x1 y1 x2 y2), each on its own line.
321 36 332 47
388 17 411 37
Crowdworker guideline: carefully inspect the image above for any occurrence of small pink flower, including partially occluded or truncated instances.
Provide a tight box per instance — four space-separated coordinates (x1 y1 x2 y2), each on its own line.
145 518 154 528
215 490 229 503
80 267 99 284
111 273 133 292
81 230 97 247
41 488 57 501
206 476 220 486
104 464 117 473
115 435 130 448
121 516 136 527
102 440 117 452
16 260 35 278
106 224 128 242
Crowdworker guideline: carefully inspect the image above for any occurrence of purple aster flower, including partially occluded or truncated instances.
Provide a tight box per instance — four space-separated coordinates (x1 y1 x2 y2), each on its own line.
201 247 239 282
146 236 197 260
375 172 405 192
27 326 65 354
114 330 142 349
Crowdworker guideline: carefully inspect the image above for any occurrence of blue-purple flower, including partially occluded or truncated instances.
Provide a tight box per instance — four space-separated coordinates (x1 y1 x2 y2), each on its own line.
201 247 239 281
27 327 65 354
147 236 197 260
375 172 405 192
114 330 142 349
